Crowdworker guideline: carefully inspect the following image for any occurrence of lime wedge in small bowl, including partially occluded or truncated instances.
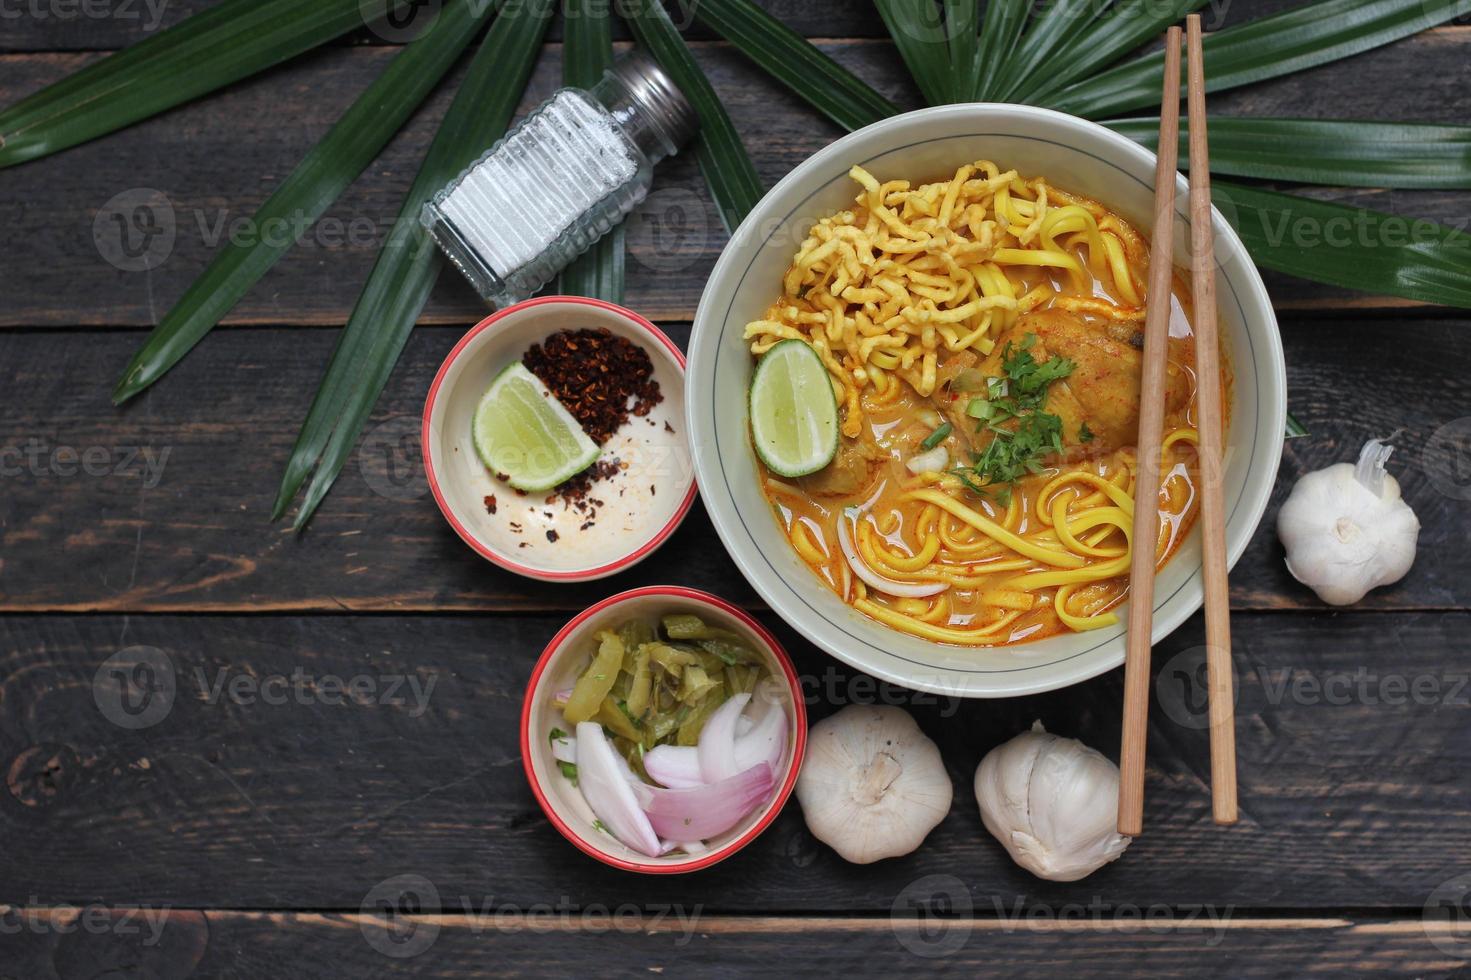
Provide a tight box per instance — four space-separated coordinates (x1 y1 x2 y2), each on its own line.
473 362 600 492
749 339 839 478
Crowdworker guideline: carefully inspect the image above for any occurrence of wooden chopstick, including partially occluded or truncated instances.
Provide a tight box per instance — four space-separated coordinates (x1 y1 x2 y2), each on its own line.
1186 13 1238 826
1117 25 1182 838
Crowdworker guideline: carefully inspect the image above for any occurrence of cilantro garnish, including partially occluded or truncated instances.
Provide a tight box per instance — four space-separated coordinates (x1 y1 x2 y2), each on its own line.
951 333 1075 500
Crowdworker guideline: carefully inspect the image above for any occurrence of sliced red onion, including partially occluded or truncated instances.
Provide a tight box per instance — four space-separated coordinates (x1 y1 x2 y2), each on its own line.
574 722 660 857
734 703 788 775
642 764 774 841
697 693 751 784
643 744 703 789
550 732 576 765
837 512 946 598
736 715 755 737
646 702 789 789
552 687 573 706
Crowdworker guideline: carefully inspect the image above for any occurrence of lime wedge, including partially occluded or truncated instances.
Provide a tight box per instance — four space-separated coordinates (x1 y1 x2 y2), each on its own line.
749 339 840 478
472 363 600 491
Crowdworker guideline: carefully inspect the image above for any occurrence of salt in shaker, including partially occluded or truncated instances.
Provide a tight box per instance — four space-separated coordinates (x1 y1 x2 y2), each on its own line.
422 51 697 308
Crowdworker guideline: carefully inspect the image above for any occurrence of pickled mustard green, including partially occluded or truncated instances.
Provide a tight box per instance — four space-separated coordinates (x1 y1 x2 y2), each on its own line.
555 613 771 772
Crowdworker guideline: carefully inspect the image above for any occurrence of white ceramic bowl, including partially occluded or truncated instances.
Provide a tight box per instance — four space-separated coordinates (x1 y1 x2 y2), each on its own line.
423 296 697 581
686 104 1286 698
520 586 807 873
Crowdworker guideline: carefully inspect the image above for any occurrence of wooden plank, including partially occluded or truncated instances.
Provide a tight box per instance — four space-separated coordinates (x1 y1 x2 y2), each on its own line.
3 31 1470 327
1 610 1469 910
0 910 1466 977
1 317 1465 613
0 0 1324 52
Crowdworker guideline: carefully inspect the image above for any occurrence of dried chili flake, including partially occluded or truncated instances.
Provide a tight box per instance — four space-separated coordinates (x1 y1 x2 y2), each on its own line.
546 530 559 543
523 328 662 445
484 495 497 515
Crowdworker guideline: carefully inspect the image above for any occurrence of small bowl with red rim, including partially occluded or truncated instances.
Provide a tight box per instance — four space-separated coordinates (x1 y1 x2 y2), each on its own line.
423 296 696 581
521 586 807 873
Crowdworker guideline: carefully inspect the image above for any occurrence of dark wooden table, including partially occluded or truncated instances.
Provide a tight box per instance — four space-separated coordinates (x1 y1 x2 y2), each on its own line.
3 2 1471 976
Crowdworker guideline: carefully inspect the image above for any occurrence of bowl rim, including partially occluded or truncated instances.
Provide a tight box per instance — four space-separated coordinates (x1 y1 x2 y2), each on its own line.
422 296 698 582
686 102 1286 697
519 585 809 873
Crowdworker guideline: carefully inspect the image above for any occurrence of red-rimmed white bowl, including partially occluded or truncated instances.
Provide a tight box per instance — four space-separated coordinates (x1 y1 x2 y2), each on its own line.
423 297 696 581
521 586 807 873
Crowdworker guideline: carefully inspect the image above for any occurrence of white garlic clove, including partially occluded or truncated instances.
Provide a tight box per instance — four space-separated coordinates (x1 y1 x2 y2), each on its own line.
796 704 952 864
975 721 1130 882
1277 438 1420 606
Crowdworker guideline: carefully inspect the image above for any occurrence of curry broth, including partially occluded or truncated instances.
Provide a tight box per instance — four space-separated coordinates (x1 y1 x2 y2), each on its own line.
755 262 1231 647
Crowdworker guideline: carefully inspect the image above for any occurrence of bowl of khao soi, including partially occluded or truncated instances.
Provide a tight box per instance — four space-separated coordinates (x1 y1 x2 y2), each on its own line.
686 103 1285 698
423 297 696 581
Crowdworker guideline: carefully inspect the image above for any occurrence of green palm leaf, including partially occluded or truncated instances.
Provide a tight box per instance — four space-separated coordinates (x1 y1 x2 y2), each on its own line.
990 0 1099 103
1049 0 1471 119
1219 181 1471 309
944 0 980 105
0 0 390 169
112 0 496 405
624 0 764 234
689 0 898 131
279 0 556 528
874 0 951 106
1008 0 1206 104
974 0 1028 101
557 0 624 301
1108 117 1471 189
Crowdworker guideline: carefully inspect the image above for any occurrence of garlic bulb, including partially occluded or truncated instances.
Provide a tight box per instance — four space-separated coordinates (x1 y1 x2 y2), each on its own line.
1277 438 1420 606
796 705 952 864
974 722 1130 882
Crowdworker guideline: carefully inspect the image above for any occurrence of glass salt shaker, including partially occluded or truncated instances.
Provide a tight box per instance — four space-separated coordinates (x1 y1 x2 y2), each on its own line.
422 51 697 308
